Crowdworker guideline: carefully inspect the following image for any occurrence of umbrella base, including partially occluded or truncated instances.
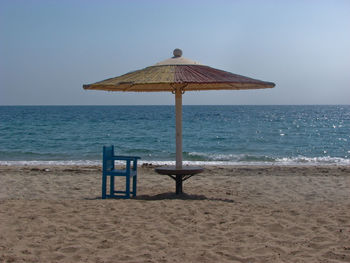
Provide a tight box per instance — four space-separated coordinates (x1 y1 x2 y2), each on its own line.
155 166 204 194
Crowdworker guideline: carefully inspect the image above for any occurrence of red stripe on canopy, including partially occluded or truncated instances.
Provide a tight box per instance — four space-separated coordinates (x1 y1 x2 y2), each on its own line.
174 65 270 85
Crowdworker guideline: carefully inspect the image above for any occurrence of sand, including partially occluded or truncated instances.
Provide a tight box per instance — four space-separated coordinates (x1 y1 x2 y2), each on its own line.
0 165 349 263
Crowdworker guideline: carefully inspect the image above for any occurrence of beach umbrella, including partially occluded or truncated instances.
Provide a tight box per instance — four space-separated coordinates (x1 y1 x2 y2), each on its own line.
83 49 275 169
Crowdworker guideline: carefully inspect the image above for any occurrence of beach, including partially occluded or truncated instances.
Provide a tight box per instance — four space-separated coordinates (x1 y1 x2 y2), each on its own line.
0 165 349 263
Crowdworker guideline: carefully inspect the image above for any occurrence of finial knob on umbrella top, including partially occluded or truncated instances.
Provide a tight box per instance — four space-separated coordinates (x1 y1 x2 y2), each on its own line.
173 48 182 57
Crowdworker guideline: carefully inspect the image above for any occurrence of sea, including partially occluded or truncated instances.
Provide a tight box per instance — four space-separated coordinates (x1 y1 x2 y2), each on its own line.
0 105 349 166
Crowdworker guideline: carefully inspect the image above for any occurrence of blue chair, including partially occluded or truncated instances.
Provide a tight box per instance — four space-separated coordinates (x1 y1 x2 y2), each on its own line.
102 145 140 199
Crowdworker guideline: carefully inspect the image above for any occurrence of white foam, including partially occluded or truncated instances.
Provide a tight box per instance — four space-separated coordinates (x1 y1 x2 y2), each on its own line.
1 157 349 166
0 160 100 166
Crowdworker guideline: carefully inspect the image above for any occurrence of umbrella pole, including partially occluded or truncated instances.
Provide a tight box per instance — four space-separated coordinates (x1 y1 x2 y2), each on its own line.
175 88 182 169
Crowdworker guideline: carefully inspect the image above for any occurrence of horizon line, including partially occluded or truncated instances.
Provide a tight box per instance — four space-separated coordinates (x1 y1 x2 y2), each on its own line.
1 104 349 107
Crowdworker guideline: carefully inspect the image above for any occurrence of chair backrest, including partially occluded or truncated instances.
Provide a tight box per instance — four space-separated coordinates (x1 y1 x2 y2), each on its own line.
103 145 114 171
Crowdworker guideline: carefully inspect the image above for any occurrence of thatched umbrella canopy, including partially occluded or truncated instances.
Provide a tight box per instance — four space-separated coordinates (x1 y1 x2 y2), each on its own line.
83 49 275 168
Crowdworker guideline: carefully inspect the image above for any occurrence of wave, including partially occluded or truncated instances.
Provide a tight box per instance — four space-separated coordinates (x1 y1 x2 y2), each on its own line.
274 156 350 165
183 152 350 165
1 155 349 166
185 152 276 162
0 160 101 166
0 151 100 161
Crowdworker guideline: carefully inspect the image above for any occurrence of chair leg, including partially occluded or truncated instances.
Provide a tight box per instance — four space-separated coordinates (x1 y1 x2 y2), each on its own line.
126 174 130 198
102 174 107 199
132 175 137 197
110 175 115 197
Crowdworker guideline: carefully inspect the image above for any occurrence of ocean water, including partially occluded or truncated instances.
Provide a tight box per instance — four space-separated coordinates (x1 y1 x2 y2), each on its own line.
0 105 349 166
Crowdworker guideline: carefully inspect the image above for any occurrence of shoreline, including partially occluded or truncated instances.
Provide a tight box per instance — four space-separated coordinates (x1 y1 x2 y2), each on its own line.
1 160 349 166
1 163 350 173
1 165 349 262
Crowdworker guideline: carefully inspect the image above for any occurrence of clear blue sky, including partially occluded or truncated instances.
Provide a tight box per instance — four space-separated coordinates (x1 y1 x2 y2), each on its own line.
1 0 349 105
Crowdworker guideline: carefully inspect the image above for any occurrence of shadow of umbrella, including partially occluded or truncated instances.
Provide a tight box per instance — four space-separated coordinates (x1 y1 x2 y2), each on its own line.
134 192 235 203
